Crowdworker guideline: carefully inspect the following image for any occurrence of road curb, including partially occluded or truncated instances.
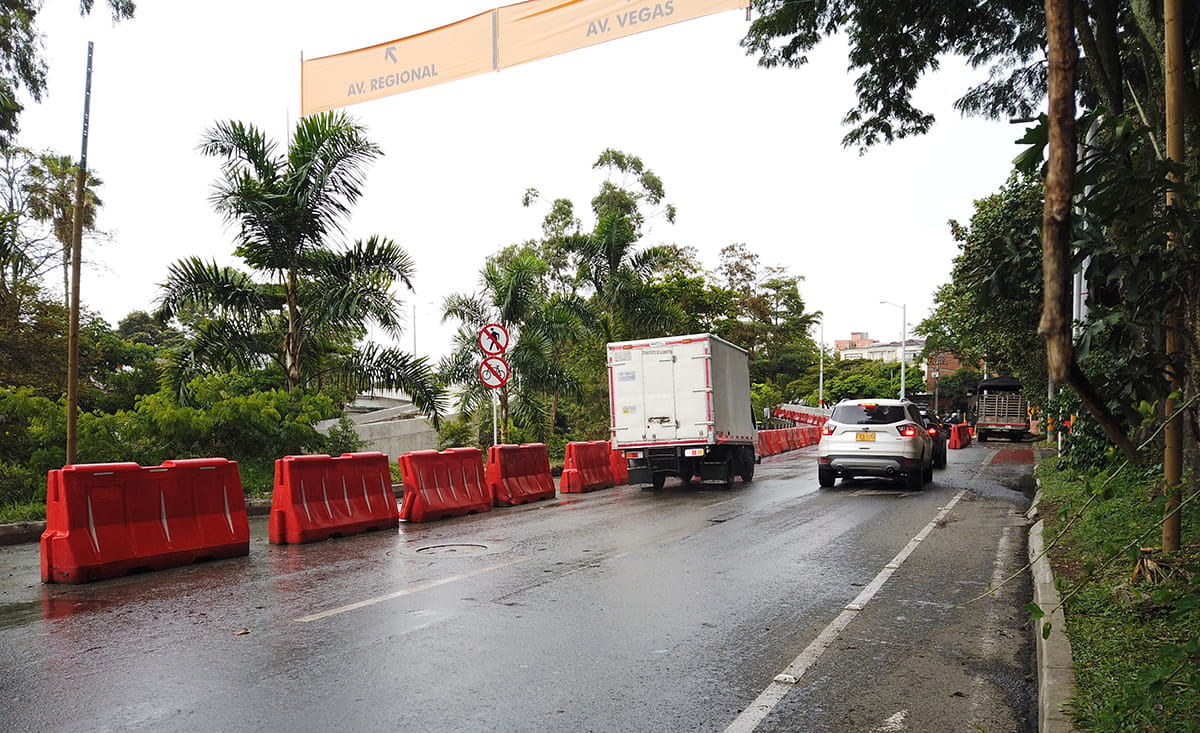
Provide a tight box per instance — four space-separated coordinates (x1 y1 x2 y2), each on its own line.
1027 490 1077 733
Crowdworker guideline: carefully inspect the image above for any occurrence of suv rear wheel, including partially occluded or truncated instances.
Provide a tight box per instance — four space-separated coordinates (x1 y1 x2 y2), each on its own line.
818 467 835 488
906 469 922 491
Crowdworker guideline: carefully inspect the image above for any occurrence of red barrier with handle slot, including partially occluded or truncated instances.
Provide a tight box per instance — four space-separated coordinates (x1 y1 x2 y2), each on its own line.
269 452 397 544
486 443 556 506
40 458 249 584
399 447 491 522
560 441 615 493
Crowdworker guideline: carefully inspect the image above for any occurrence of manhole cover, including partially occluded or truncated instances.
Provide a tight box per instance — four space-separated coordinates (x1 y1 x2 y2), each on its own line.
414 543 490 556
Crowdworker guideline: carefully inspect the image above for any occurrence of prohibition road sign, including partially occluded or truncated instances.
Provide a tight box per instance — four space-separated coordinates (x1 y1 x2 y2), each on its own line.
478 323 509 355
478 356 510 389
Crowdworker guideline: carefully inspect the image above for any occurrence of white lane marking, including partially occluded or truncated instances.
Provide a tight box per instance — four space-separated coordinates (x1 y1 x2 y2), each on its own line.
294 557 529 623
724 490 967 733
873 709 908 731
968 523 1015 722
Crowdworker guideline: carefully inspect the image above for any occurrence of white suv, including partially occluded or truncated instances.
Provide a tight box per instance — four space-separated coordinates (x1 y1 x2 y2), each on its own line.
817 398 933 490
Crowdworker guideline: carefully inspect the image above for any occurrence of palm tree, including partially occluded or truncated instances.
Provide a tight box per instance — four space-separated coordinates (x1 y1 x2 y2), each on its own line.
156 112 444 421
566 149 682 341
441 249 584 444
23 152 102 308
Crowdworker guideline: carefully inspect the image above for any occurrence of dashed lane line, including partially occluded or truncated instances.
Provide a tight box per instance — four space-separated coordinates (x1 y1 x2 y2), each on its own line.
294 557 529 623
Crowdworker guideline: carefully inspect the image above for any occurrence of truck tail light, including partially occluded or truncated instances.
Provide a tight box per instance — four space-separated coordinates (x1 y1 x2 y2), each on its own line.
926 427 939 436
624 450 644 459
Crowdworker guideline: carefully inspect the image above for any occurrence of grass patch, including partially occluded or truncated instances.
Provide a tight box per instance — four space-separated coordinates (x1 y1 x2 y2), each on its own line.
0 501 45 523
1035 459 1200 732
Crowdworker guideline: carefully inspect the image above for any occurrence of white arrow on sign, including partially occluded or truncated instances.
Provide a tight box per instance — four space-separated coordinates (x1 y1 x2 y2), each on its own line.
478 356 510 389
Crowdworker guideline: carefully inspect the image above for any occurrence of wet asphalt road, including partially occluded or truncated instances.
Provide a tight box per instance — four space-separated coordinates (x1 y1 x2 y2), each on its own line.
0 440 1038 732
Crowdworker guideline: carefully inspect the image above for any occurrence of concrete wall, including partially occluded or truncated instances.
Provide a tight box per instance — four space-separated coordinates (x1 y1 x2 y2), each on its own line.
317 400 439 459
353 416 438 457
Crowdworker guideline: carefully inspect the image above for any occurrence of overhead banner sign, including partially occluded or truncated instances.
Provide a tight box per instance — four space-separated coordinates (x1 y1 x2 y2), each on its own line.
301 0 749 116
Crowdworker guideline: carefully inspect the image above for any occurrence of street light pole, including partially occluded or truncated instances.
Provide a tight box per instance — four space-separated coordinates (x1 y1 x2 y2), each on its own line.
818 319 824 407
880 301 906 399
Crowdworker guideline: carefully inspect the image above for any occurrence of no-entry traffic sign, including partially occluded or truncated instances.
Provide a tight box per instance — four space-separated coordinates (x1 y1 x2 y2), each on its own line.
478 356 510 389
478 323 510 355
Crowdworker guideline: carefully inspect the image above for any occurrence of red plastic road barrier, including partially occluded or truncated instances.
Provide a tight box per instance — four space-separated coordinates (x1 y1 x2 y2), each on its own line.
757 432 772 457
768 430 783 455
269 452 397 544
486 443 556 506
40 458 249 584
399 447 491 522
560 441 615 493
608 447 629 486
948 424 972 450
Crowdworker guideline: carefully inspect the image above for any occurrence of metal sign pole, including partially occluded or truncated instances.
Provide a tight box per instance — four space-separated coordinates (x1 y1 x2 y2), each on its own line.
492 390 499 446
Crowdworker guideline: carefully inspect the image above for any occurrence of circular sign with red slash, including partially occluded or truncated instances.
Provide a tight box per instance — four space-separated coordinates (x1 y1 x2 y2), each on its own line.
478 355 510 389
478 323 510 355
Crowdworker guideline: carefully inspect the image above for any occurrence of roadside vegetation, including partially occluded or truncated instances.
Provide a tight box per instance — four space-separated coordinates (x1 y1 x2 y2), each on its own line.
1035 457 1199 731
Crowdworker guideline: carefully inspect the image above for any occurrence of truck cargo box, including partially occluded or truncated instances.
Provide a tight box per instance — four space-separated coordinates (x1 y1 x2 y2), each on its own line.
608 333 756 448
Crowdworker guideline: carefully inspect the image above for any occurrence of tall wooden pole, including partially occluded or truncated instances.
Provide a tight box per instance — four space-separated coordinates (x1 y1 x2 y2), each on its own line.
1039 0 1077 386
1163 0 1184 552
65 42 93 465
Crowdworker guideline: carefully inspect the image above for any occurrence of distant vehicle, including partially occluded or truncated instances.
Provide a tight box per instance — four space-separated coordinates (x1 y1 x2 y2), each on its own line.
816 398 934 490
608 333 757 490
974 376 1031 442
920 409 948 469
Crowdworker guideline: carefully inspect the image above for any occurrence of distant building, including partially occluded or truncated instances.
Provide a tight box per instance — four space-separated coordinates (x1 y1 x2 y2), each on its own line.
925 349 970 392
834 332 877 352
838 334 926 371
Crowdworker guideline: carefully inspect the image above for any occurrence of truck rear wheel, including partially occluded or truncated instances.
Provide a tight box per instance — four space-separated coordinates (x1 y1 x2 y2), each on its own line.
738 447 755 483
650 472 667 490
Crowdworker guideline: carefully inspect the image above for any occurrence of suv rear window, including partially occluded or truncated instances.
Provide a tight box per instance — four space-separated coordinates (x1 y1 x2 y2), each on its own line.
831 404 908 425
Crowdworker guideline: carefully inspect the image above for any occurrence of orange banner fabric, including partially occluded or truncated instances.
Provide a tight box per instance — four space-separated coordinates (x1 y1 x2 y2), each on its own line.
301 12 496 116
300 0 749 116
498 0 746 69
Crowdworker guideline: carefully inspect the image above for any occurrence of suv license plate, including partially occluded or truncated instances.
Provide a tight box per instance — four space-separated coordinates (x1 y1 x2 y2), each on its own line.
856 432 875 442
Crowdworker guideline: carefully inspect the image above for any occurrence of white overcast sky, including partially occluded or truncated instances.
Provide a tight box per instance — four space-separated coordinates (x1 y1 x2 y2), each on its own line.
20 1 1031 361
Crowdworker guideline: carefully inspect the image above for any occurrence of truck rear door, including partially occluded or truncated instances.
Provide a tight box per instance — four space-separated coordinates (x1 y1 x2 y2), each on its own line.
640 345 679 442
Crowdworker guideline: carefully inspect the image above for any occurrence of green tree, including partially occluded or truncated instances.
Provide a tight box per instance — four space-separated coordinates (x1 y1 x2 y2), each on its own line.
440 247 583 444
916 173 1046 394
0 146 58 295
714 243 820 387
806 357 922 405
0 1 135 146
551 149 681 341
156 112 444 421
23 152 103 307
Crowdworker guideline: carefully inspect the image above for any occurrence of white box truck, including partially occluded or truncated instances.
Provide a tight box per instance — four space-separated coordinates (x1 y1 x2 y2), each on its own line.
607 333 757 489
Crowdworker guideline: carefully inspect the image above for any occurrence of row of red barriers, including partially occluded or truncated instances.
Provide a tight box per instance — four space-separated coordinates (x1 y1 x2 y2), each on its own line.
269 452 397 544
772 408 830 426
41 440 633 582
40 458 250 584
947 424 973 449
757 427 822 457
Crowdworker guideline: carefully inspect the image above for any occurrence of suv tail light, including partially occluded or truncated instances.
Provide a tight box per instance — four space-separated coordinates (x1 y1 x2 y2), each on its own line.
926 427 939 436
821 424 835 436
898 424 919 437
